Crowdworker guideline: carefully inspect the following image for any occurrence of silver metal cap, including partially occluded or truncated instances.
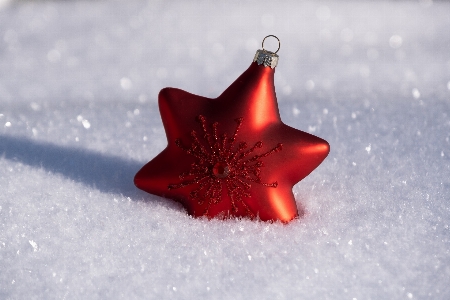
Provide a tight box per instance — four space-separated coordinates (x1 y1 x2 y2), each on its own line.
253 35 280 68
253 49 279 68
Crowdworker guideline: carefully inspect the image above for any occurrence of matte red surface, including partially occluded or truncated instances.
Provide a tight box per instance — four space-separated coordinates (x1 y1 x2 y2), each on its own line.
134 62 329 222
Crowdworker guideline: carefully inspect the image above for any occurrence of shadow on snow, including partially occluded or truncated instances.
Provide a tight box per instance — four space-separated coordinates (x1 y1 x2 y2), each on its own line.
0 134 145 198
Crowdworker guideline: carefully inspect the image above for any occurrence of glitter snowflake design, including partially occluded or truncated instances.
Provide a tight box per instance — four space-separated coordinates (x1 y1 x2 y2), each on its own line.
168 115 282 217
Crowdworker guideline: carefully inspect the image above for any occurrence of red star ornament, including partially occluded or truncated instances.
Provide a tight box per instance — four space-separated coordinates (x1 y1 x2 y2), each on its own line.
135 45 329 223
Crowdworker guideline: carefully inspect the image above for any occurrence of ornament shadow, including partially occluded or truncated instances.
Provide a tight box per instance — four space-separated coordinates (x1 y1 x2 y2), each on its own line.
0 134 144 198
295 197 306 219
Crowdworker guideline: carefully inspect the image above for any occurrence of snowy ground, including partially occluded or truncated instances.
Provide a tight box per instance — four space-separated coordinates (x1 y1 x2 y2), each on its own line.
1 0 450 299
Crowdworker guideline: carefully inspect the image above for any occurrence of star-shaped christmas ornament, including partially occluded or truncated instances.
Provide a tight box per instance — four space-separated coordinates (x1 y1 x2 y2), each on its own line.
135 36 329 222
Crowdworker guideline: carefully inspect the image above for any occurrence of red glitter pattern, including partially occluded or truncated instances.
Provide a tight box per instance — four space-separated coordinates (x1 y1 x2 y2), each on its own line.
168 115 282 217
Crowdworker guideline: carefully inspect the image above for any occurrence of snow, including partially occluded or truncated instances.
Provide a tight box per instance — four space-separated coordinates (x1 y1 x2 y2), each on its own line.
1 0 449 299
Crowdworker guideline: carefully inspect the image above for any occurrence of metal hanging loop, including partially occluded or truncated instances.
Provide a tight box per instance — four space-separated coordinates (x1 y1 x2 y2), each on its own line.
262 35 280 54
